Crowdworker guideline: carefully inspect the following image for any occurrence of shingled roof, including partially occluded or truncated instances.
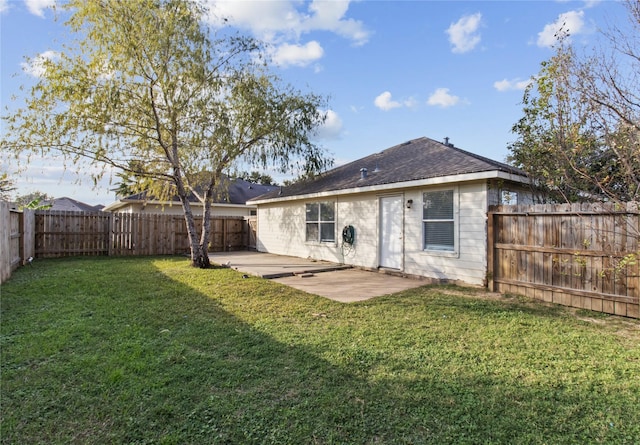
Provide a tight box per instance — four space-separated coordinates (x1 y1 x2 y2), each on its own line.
105 177 277 211
251 137 527 201
44 197 104 212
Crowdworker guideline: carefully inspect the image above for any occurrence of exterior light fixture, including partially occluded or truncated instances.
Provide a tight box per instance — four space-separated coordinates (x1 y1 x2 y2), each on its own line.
406 199 413 209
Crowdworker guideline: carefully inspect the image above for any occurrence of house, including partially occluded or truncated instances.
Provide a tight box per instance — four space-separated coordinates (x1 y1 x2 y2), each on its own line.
9 197 103 212
248 136 532 286
45 197 105 212
103 177 277 216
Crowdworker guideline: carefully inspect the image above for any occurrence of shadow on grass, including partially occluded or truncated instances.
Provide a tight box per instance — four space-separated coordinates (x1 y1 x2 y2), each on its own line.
1 257 638 444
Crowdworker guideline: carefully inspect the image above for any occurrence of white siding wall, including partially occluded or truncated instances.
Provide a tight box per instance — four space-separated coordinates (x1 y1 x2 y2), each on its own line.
256 203 306 257
256 181 491 286
403 182 488 285
210 206 254 217
335 194 379 268
256 194 379 267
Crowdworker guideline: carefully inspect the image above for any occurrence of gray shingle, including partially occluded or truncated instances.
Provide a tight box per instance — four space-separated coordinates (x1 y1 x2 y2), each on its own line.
252 137 525 200
121 177 276 205
45 197 104 212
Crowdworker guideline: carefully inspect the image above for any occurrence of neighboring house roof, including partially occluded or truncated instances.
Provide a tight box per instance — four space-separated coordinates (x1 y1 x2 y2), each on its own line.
251 136 528 203
45 197 104 212
103 178 277 212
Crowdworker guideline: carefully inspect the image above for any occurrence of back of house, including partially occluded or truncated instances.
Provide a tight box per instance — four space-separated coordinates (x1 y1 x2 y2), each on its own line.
249 136 531 286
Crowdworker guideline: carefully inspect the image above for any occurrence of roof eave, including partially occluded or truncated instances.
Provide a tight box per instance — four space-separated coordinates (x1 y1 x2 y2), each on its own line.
214 203 256 208
102 199 256 211
250 170 529 205
102 200 128 212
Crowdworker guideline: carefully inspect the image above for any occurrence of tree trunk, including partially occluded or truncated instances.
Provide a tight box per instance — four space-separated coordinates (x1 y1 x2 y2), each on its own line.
199 194 214 268
180 195 210 268
192 246 210 268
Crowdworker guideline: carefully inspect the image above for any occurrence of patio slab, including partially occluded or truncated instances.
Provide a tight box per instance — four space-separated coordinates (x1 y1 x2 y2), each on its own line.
209 251 426 302
209 251 351 279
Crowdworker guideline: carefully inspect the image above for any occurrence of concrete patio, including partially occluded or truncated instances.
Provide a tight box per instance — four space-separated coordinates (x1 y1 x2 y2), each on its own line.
209 251 427 303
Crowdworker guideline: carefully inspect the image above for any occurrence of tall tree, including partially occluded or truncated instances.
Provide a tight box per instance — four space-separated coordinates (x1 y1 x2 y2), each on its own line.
508 1 639 204
508 44 602 203
235 171 277 186
1 0 331 267
112 161 157 198
14 191 53 209
0 173 16 201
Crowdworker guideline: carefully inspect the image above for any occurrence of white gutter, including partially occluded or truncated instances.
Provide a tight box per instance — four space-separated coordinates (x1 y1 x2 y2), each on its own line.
250 170 529 205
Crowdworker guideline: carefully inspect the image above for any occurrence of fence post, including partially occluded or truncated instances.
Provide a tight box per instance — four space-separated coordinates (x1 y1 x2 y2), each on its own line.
0 201 10 283
487 206 496 291
107 213 114 256
243 217 248 251
22 209 35 264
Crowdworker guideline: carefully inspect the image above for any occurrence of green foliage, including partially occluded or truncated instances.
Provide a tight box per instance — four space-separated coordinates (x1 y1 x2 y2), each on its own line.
0 173 16 201
234 170 277 185
112 161 159 198
508 4 640 204
1 0 331 266
282 170 320 186
21 199 52 210
14 191 53 209
2 257 639 444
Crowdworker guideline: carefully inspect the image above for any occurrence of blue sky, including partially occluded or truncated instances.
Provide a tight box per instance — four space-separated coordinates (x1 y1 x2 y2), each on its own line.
0 0 627 205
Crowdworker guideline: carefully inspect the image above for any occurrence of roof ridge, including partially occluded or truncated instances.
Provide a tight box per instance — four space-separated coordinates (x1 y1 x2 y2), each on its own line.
422 136 522 173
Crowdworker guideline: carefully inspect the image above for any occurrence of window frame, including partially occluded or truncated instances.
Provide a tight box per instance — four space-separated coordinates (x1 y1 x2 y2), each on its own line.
422 187 458 254
305 201 336 244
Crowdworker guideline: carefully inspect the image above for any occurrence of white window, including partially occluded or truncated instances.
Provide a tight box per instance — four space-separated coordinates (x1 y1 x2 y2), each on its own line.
423 190 455 251
305 202 335 243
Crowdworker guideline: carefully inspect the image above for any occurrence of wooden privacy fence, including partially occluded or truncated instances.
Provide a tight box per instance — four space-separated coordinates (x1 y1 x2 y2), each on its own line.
1 202 35 284
488 202 639 319
34 211 253 258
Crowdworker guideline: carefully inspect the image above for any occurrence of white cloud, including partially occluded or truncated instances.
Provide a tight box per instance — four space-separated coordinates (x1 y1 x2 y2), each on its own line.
204 0 370 46
205 1 297 34
272 41 324 68
582 0 601 8
403 96 419 109
373 92 417 111
374 91 401 111
537 10 585 47
21 50 59 78
314 109 343 140
7 154 116 206
0 0 10 14
446 12 482 54
303 1 370 46
24 0 55 17
427 88 460 108
493 78 532 92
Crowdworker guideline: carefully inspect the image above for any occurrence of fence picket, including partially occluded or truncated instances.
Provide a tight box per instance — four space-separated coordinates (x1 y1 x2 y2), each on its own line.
27 211 250 258
489 203 639 318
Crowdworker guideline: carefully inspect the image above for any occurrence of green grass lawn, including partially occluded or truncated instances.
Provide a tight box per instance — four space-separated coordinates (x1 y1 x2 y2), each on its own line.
1 257 639 444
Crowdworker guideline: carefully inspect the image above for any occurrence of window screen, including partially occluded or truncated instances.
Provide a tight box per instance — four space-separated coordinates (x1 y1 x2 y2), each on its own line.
423 190 454 251
306 202 335 242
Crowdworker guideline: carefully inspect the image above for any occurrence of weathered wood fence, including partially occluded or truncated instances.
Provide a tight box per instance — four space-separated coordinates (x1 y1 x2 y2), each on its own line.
0 201 34 284
34 211 252 257
488 203 639 319
1 207 255 283
4 202 639 318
